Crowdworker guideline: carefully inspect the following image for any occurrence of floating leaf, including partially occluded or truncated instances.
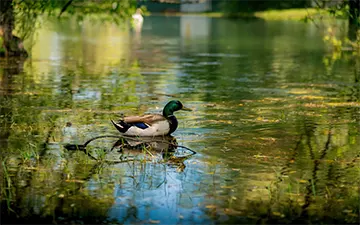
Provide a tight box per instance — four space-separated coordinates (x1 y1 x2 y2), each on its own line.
65 179 85 183
272 212 284 217
149 219 160 224
24 166 38 170
220 185 234 189
205 204 217 209
326 102 360 107
296 95 324 100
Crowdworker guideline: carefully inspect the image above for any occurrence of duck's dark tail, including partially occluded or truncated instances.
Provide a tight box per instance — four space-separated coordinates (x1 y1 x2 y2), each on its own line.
111 120 131 133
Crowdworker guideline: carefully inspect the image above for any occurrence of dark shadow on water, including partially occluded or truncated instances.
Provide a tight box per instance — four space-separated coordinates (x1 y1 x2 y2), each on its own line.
1 203 118 225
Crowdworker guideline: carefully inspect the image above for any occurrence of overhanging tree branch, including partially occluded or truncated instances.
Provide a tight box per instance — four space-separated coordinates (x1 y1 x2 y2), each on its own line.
58 0 73 17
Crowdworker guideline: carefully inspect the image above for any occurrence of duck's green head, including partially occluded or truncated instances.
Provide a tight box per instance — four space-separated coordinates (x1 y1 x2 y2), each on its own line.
163 100 191 117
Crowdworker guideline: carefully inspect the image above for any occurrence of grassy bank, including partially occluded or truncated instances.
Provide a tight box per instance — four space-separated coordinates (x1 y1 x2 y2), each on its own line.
157 8 326 21
254 8 323 20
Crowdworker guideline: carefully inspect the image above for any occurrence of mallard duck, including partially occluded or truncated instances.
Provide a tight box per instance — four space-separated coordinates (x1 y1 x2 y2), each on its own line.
111 100 191 137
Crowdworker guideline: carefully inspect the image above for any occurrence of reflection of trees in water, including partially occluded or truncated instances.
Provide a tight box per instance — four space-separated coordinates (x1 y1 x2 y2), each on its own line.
243 116 360 223
0 59 20 149
176 17 359 222
0 24 185 221
203 114 359 223
0 59 22 222
184 50 360 222
2 130 195 224
178 19 328 104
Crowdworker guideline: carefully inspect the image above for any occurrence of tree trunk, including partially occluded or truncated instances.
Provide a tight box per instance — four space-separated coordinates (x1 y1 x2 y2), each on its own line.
348 0 360 40
0 0 14 57
0 0 28 57
349 0 360 26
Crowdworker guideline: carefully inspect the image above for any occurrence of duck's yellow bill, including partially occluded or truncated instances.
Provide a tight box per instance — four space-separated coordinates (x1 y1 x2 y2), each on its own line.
181 106 192 111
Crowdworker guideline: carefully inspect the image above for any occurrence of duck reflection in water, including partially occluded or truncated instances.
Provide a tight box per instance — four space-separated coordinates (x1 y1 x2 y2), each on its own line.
63 129 194 172
114 135 176 148
110 136 188 172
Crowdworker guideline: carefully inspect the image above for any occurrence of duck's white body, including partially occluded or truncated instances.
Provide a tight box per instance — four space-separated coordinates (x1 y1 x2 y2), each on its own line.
111 114 174 137
122 120 170 137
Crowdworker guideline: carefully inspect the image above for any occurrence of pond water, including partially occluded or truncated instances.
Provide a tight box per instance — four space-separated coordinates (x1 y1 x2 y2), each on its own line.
1 15 359 224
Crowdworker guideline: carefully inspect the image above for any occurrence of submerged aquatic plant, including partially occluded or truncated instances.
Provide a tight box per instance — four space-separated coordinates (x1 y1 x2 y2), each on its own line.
1 161 15 213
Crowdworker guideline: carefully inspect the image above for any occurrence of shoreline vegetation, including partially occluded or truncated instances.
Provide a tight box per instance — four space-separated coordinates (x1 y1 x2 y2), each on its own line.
0 8 343 56
150 8 328 21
